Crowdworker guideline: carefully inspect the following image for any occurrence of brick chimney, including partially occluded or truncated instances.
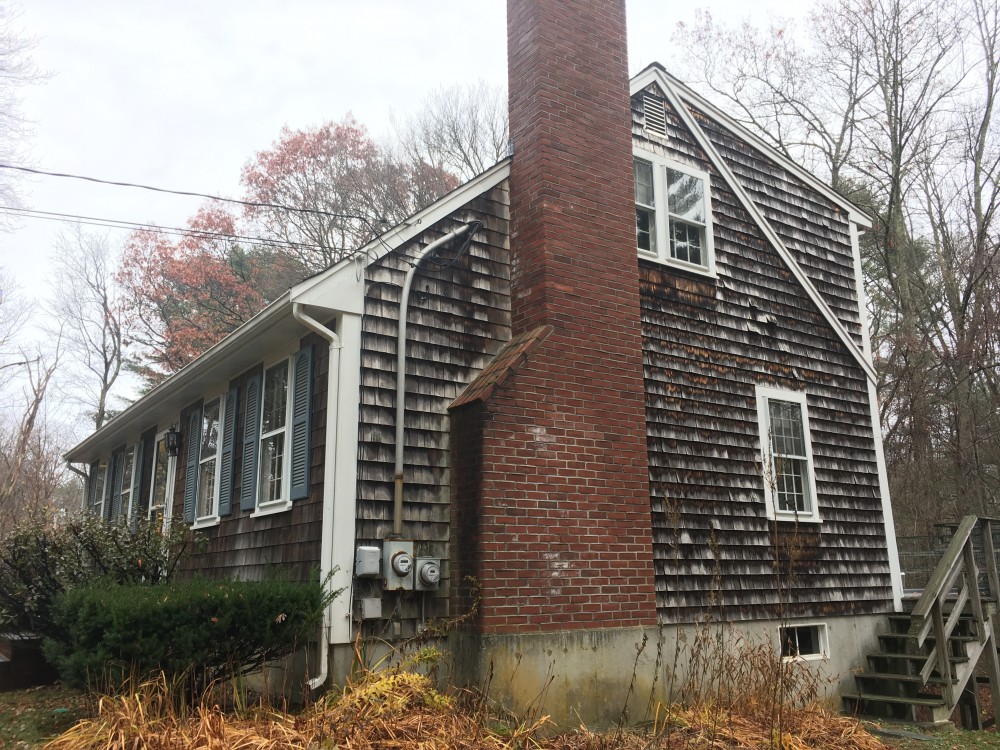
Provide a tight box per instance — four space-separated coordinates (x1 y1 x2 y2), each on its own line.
451 0 657 637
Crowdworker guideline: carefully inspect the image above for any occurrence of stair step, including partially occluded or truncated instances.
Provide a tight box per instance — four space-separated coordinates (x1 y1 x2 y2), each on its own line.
878 632 978 646
855 672 956 685
842 692 947 708
867 651 969 664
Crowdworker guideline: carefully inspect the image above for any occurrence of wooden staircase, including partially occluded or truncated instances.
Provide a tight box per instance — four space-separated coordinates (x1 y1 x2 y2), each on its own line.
843 516 1000 726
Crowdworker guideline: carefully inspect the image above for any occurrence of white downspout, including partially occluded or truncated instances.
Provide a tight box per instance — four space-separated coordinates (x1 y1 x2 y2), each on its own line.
292 303 341 692
392 222 481 536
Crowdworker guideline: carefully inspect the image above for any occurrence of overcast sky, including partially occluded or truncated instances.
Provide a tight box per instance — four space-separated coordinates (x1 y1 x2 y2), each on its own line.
1 0 806 322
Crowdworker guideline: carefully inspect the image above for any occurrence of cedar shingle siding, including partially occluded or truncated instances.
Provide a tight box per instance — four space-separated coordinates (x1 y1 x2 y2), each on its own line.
356 185 511 632
634 85 892 623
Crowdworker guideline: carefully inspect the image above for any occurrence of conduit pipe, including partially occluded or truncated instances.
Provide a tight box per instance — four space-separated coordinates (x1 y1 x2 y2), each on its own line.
392 222 482 536
292 303 341 692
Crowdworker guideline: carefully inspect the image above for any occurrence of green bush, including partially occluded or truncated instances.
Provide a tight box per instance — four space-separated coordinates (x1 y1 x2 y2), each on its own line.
44 577 328 691
0 515 191 640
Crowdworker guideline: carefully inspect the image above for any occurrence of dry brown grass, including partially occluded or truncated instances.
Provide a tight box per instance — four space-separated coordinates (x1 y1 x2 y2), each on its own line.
41 664 890 750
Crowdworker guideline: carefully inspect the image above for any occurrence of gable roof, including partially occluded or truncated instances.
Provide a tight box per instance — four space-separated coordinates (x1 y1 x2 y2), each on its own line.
633 65 876 384
65 160 512 465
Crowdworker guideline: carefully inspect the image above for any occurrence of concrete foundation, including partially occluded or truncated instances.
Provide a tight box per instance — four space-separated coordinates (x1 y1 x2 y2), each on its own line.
447 613 888 728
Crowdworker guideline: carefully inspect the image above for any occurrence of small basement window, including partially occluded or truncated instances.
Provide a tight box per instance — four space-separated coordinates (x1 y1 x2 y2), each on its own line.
779 623 828 661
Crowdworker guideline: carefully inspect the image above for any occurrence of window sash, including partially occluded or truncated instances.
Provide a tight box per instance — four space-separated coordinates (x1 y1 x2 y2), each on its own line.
119 445 136 521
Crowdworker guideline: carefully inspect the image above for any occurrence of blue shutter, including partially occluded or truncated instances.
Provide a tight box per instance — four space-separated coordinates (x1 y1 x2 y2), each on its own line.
240 374 263 511
183 407 202 524
103 455 118 521
289 346 313 501
218 387 238 516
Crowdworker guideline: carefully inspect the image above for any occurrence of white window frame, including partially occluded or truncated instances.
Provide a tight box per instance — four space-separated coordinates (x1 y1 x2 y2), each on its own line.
634 146 716 278
253 354 295 516
755 386 821 523
148 426 178 532
193 395 224 529
779 622 829 662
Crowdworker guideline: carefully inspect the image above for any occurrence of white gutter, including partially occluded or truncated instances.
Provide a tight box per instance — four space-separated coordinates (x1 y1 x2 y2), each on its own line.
292 303 341 692
392 222 482 537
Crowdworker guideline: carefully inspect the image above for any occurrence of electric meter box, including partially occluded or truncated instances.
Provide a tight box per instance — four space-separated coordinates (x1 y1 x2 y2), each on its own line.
415 557 442 591
355 546 381 578
382 539 414 590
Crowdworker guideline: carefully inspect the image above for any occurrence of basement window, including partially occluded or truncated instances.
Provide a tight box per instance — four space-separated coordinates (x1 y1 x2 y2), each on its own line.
634 147 715 277
779 623 829 661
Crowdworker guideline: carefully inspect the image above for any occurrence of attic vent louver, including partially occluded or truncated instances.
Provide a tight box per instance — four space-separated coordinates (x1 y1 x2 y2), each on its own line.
642 92 667 137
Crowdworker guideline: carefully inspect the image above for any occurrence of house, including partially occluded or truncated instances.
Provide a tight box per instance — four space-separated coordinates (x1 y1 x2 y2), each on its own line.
65 0 902 725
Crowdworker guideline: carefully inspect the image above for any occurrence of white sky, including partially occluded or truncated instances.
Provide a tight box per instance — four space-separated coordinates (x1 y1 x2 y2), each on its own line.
0 0 805 347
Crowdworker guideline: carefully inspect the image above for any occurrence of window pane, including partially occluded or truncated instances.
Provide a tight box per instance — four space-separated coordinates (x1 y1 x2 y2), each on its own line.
634 159 654 206
121 446 135 496
636 207 655 252
260 433 285 503
669 219 703 266
667 169 705 223
201 400 220 455
262 361 289 434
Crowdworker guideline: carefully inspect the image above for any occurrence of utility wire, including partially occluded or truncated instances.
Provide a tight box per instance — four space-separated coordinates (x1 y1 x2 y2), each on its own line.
0 162 390 227
0 205 334 254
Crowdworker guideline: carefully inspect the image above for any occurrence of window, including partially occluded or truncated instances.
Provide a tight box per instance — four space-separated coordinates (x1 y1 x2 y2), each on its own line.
779 623 829 661
634 148 715 275
259 359 291 506
755 386 820 522
148 430 176 529
241 345 312 516
117 445 137 522
196 398 223 522
88 460 107 517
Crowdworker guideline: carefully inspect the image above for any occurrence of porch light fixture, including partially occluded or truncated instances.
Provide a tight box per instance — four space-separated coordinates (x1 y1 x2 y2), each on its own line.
164 426 181 457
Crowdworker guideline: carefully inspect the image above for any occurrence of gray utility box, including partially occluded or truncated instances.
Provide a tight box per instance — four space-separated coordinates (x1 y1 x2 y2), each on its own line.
382 539 414 590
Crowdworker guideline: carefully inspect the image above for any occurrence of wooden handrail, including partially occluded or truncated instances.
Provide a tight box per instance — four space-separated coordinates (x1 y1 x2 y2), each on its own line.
907 515 1000 711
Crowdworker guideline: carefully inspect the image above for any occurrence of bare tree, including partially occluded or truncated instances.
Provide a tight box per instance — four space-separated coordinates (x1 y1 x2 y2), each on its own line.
670 0 996 528
0 270 61 525
393 80 510 181
48 226 126 429
0 5 43 214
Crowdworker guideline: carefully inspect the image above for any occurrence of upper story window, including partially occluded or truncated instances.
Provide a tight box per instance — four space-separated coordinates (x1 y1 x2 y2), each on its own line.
634 148 715 276
755 386 820 523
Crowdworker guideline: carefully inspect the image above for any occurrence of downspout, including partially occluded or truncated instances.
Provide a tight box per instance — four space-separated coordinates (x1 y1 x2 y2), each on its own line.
392 222 482 536
292 303 341 692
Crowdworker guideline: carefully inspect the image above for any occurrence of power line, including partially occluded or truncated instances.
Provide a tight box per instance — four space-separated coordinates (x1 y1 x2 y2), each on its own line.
0 162 391 227
0 205 341 255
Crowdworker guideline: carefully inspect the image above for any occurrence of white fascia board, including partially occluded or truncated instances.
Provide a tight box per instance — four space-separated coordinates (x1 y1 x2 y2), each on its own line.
293 159 512 300
630 66 872 229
